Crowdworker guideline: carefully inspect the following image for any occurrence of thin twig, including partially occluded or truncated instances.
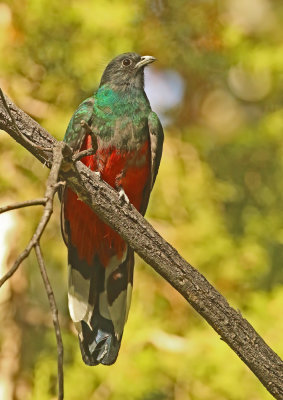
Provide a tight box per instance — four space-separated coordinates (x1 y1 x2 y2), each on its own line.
0 248 33 287
90 130 98 154
72 121 98 161
73 148 96 162
0 198 47 214
0 143 64 288
34 243 64 400
80 119 98 152
0 138 65 397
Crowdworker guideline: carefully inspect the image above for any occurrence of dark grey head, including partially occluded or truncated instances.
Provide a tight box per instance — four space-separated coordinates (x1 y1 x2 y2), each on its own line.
99 52 156 90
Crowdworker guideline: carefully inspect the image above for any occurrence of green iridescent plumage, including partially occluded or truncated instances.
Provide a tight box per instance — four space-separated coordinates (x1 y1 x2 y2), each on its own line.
64 97 94 149
64 83 153 150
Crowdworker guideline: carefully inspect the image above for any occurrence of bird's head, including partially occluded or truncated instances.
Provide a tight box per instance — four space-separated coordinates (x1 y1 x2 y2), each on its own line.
99 52 156 90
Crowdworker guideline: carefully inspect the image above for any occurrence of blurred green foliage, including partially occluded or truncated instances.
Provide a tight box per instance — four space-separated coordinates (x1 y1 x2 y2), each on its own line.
0 0 282 399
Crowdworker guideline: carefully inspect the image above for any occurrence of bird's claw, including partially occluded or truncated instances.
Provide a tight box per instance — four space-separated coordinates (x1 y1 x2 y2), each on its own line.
118 188 130 204
94 171 101 180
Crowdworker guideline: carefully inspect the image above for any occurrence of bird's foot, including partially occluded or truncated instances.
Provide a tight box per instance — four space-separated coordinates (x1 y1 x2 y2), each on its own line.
94 171 101 180
118 188 130 205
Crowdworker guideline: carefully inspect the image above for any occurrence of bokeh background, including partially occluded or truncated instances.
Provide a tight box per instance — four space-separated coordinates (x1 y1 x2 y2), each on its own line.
0 0 283 399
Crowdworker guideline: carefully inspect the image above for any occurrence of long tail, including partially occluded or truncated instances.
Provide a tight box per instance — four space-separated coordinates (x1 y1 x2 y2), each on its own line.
67 240 134 365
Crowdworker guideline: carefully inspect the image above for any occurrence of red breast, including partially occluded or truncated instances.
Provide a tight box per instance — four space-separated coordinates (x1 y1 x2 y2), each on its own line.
64 134 150 266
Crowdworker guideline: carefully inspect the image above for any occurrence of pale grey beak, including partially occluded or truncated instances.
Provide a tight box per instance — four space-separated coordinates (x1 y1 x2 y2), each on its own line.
135 55 156 69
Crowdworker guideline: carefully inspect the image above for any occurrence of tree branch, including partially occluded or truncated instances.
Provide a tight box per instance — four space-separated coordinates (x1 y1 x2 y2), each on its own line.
0 91 282 399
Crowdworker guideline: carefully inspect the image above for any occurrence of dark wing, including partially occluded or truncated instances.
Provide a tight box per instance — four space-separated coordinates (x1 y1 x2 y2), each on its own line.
63 96 95 151
139 112 164 216
148 111 164 189
60 96 95 244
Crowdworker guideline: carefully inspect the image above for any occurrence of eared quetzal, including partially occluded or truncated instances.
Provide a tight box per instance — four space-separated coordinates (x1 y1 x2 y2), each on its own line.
61 53 164 365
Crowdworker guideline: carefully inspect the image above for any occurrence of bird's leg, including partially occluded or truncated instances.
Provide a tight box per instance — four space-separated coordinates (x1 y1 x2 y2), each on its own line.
115 171 130 204
94 153 107 181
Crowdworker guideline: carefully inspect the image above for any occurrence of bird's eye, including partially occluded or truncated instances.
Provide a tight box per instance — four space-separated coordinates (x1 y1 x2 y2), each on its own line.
122 58 131 67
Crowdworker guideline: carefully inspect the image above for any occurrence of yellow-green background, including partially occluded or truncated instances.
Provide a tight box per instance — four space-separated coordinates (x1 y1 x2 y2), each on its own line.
0 0 282 399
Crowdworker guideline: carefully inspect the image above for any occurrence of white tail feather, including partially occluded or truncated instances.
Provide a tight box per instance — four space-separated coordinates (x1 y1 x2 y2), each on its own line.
68 265 92 324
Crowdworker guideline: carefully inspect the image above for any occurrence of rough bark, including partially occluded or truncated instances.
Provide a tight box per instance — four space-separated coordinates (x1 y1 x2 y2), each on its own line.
0 93 282 399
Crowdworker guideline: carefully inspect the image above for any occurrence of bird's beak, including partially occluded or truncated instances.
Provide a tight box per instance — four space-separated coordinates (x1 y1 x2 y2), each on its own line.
135 55 156 69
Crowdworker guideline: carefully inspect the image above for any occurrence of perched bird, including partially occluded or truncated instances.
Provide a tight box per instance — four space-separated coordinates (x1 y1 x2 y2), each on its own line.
61 52 164 365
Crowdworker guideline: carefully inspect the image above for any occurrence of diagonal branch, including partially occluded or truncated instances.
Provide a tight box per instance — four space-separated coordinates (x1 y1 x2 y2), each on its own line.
0 91 282 400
